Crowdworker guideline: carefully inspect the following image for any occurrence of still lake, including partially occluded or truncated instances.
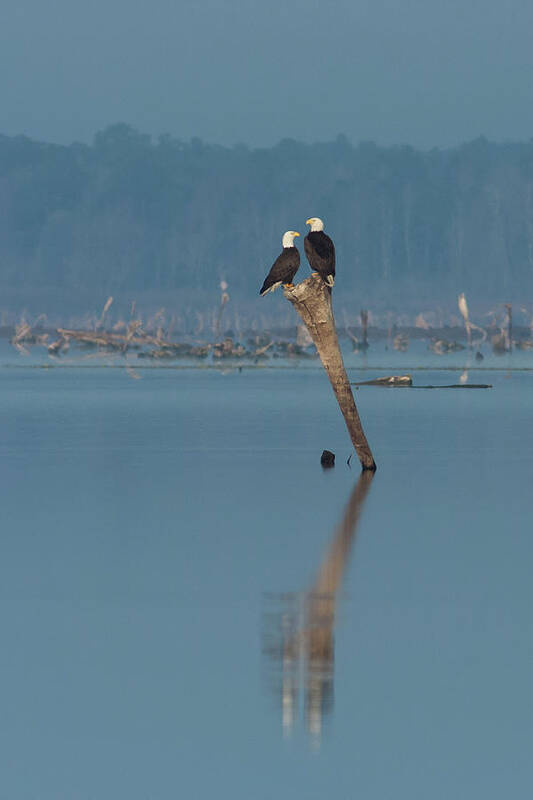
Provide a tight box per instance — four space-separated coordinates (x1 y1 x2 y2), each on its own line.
1 356 532 799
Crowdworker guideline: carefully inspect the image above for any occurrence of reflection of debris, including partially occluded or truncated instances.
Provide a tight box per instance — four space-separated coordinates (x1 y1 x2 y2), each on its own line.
393 333 409 351
429 339 465 354
489 304 512 353
273 341 317 359
296 324 313 348
48 337 68 355
346 317 369 352
212 337 247 359
491 332 508 354
138 344 210 359
11 322 48 347
415 313 430 330
125 366 142 380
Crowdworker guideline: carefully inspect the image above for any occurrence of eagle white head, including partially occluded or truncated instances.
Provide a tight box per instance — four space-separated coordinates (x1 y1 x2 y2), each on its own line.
306 217 324 232
282 230 300 247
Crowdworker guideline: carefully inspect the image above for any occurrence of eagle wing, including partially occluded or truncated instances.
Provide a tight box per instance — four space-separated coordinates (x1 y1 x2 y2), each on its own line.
304 232 336 283
260 247 300 295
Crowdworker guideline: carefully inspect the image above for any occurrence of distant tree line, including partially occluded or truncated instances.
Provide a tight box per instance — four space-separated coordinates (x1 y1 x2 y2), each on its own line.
1 124 533 309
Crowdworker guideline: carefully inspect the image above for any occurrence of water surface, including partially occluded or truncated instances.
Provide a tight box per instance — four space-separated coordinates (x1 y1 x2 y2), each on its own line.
1 364 532 798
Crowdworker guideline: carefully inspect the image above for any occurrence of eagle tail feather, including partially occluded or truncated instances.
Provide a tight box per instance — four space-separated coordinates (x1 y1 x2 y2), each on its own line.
260 281 282 297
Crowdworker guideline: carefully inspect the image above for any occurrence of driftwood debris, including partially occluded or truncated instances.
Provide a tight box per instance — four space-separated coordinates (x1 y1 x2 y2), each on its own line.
284 275 376 471
353 374 491 389
56 327 209 357
354 375 413 387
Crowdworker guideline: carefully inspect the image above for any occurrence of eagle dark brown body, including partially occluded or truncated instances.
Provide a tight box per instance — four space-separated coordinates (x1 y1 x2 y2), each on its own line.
260 243 300 296
304 231 335 287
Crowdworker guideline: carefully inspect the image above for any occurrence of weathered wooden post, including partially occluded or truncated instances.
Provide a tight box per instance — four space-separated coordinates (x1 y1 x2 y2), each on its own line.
284 275 376 471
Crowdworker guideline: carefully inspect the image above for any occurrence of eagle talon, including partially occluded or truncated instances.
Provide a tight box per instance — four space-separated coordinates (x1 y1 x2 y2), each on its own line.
283 283 294 288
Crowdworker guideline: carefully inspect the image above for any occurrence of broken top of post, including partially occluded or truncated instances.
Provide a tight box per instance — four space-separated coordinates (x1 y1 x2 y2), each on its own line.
284 275 376 471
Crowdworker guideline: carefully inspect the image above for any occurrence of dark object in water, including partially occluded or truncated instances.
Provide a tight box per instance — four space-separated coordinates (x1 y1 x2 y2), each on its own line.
350 336 369 352
413 383 492 389
475 351 484 361
353 375 412 387
321 450 335 468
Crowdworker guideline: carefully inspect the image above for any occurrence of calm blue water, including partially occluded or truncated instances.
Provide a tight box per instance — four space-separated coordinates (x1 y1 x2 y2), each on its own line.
1 360 532 798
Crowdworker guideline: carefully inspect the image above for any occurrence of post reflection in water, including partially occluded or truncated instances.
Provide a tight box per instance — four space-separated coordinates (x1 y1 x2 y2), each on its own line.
263 471 374 748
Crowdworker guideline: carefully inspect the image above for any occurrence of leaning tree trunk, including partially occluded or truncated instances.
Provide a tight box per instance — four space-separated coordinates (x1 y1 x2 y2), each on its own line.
284 275 376 471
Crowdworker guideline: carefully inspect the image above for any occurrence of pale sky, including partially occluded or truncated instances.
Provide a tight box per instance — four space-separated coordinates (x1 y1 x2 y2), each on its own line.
2 0 533 148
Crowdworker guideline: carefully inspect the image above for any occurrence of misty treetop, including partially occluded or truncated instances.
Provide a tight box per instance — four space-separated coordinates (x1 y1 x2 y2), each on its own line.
1 124 533 306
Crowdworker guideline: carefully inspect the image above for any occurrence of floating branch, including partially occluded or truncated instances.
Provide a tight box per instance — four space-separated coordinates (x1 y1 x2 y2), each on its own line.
353 375 412 386
352 375 491 389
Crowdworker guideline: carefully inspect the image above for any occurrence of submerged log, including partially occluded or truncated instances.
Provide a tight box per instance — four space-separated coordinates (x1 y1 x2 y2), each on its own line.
284 275 376 471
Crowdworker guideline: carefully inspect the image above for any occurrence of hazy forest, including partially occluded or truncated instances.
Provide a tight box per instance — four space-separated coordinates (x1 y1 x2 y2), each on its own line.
2 124 533 319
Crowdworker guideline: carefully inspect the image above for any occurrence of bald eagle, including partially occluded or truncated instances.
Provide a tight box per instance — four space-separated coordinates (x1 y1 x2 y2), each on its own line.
259 231 300 296
304 217 335 287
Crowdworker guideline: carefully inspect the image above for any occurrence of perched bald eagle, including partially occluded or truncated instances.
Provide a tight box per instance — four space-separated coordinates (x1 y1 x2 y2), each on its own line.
304 217 335 287
259 231 300 296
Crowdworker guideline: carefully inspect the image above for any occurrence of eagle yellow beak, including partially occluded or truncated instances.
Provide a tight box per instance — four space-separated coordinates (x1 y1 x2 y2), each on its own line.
305 218 313 225
293 232 300 237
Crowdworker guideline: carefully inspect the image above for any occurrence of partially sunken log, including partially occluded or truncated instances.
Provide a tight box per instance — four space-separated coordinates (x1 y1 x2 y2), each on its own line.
284 275 376 471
